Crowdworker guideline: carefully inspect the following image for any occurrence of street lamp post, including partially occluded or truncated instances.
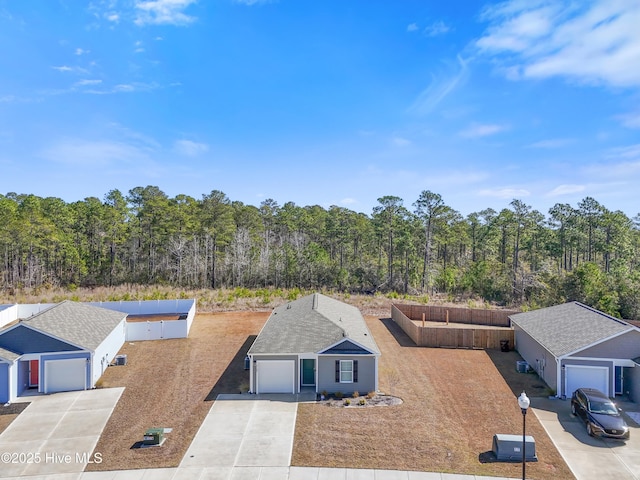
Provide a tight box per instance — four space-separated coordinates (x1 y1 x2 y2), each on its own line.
518 391 530 480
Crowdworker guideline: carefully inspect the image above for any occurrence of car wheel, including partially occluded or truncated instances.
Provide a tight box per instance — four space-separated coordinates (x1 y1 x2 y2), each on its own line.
587 423 594 436
571 403 576 416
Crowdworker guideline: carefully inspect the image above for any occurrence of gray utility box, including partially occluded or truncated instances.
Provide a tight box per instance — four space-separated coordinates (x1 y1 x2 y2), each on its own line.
143 428 164 446
492 434 537 462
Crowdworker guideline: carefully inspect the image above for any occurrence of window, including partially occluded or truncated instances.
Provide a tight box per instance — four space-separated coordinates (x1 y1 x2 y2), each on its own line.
340 360 353 383
335 360 358 383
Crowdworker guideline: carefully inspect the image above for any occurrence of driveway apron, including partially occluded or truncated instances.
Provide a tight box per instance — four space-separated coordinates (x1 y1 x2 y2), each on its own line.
0 388 124 478
531 397 640 480
180 394 303 471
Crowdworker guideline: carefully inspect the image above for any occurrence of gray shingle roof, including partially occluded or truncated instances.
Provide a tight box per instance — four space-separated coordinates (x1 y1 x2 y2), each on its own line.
248 293 379 355
510 302 634 357
22 300 126 351
0 346 19 362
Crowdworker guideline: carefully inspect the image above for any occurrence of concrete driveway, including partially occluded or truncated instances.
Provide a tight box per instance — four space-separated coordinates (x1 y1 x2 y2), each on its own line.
532 397 640 480
0 388 123 478
179 393 305 479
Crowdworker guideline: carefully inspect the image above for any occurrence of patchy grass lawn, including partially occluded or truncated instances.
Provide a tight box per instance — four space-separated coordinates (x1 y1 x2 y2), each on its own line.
86 311 268 472
292 316 574 480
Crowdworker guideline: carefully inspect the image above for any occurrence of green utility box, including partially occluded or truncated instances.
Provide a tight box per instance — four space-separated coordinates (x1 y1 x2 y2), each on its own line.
143 428 164 446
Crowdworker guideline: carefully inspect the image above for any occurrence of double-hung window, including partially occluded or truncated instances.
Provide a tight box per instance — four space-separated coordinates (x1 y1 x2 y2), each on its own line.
340 360 353 383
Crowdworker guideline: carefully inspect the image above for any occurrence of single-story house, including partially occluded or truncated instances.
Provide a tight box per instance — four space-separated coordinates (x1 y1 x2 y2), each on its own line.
247 293 380 395
0 301 126 403
510 302 640 400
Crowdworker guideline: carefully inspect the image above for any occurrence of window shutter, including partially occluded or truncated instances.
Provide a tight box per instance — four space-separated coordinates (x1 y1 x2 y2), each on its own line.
354 360 358 383
335 360 340 382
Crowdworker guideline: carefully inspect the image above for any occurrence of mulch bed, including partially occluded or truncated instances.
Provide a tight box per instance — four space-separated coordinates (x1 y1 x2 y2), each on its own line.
319 394 403 408
291 316 574 480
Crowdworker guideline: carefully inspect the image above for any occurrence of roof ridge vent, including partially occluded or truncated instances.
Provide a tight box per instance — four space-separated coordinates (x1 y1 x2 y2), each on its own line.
312 293 318 310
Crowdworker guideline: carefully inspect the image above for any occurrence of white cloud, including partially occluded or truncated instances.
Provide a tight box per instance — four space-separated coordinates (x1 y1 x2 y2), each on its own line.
0 95 15 103
424 20 451 37
174 139 209 156
40 139 151 167
391 136 411 147
340 198 357 205
546 184 586 196
476 1 640 88
234 0 273 5
617 111 640 129
75 48 90 56
583 145 640 178
82 82 158 95
478 187 530 198
459 123 508 139
527 138 576 148
606 144 640 160
407 23 418 32
106 12 120 22
408 55 469 116
52 65 89 75
74 79 102 87
135 0 197 26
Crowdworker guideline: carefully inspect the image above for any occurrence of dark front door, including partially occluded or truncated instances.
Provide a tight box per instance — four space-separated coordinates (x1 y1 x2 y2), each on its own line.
302 359 315 386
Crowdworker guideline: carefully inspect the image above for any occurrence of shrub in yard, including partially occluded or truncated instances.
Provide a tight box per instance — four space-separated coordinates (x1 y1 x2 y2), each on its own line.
352 391 359 398
334 391 343 399
358 398 366 406
343 399 351 406
366 391 376 399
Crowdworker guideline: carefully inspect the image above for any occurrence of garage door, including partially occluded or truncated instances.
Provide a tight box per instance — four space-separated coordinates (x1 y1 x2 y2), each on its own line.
256 360 295 394
565 364 609 398
44 358 87 394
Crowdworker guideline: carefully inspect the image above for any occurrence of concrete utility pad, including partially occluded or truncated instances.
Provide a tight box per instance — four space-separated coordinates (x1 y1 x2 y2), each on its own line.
532 397 640 480
0 388 123 478
180 394 301 470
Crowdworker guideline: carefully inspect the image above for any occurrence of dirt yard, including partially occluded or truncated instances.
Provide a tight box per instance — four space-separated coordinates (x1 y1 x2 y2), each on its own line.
86 311 268 471
292 316 574 480
1 310 573 479
0 402 28 435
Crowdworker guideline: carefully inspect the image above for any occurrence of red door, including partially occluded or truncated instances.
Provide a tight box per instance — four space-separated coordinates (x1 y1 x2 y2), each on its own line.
29 360 39 387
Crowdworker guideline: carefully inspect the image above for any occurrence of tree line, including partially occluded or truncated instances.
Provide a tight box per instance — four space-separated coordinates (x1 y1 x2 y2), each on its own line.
1 187 639 318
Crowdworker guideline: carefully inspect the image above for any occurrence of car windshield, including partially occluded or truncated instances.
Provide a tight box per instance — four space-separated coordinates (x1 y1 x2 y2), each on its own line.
589 400 618 415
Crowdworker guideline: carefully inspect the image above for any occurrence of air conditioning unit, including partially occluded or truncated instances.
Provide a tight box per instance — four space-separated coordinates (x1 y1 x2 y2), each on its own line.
114 354 127 366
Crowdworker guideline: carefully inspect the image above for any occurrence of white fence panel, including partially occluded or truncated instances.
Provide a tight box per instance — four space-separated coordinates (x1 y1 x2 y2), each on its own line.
162 320 187 339
125 320 187 341
0 305 19 329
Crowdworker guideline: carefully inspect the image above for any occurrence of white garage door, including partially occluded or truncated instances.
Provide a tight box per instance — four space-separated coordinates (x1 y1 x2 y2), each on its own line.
565 364 609 398
256 360 295 394
44 358 87 394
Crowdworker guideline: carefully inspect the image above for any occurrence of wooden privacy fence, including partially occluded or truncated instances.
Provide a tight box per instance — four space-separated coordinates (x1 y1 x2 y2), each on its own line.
391 304 516 350
393 303 516 327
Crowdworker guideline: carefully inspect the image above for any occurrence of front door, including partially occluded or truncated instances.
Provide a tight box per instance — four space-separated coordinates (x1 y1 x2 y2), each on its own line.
301 359 315 386
29 360 39 387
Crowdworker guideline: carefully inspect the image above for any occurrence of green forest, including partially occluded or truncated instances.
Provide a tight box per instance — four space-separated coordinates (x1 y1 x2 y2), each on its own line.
1 187 639 319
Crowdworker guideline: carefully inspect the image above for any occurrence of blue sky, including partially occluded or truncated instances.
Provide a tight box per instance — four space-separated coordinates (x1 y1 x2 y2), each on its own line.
1 0 639 217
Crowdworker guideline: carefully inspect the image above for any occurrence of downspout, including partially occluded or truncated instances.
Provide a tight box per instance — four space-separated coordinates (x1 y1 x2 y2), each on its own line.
249 354 254 394
556 356 562 399
375 355 379 392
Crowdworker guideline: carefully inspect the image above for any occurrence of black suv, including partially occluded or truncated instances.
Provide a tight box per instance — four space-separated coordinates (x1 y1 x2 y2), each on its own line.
571 388 630 440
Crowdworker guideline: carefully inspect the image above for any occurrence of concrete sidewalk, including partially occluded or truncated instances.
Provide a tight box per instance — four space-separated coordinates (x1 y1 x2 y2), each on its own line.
0 467 519 479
